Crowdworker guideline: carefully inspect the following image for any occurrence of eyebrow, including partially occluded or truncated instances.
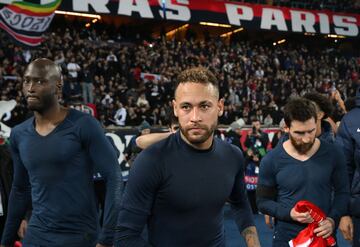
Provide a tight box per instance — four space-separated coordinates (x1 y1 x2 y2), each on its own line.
180 100 213 105
293 128 316 134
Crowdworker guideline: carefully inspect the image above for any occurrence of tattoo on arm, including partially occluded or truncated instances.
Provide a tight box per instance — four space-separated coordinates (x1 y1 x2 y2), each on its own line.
241 226 261 247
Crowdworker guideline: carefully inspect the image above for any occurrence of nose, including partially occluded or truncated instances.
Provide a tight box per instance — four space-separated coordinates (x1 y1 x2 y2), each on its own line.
24 80 36 93
302 134 312 143
190 107 201 122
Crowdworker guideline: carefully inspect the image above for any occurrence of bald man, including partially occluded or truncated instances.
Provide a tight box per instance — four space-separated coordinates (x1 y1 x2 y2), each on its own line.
1 59 122 247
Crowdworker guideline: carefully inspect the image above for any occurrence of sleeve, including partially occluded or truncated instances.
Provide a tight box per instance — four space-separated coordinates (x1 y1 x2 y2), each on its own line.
256 154 292 221
336 118 355 185
80 116 123 245
227 148 255 233
328 148 350 226
1 130 31 245
114 148 163 247
336 117 358 216
349 170 360 216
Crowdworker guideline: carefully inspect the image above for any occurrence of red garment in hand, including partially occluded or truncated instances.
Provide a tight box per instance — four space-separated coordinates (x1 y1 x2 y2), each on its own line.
289 200 336 247
14 241 22 247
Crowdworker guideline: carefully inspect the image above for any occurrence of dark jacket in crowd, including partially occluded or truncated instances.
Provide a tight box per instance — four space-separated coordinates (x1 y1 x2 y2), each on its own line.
336 87 360 217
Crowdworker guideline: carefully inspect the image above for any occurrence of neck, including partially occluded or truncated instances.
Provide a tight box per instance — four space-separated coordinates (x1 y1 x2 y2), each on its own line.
180 131 213 150
284 138 320 159
34 104 65 125
315 120 322 137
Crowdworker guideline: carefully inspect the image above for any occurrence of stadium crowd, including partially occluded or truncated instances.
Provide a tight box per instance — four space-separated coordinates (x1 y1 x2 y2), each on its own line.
0 22 359 129
0 2 360 246
241 0 360 13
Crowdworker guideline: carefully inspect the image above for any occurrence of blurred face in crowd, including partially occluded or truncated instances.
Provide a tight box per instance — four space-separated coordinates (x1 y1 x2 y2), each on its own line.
173 82 224 150
252 120 261 131
287 118 317 154
22 59 61 114
141 128 151 135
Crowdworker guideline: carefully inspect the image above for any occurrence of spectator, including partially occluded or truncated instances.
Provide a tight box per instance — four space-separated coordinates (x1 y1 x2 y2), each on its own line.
113 102 127 126
245 119 269 156
81 62 95 104
123 120 151 166
226 121 244 151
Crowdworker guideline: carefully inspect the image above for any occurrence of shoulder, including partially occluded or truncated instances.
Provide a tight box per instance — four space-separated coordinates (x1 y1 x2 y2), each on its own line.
215 137 243 156
66 109 100 129
260 145 281 168
131 134 175 172
10 117 33 138
342 107 360 124
320 140 343 156
140 133 175 157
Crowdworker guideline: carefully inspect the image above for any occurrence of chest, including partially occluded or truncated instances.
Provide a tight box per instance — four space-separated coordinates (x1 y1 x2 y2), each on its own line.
18 129 83 175
275 155 334 191
158 152 239 211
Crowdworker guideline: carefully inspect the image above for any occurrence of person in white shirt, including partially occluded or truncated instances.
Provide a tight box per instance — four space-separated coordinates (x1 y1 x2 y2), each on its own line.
113 102 127 126
66 57 81 80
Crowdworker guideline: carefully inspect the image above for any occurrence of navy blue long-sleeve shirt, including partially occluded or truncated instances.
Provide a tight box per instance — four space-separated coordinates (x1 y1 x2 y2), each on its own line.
1 109 123 246
115 131 254 247
336 105 360 217
257 140 349 237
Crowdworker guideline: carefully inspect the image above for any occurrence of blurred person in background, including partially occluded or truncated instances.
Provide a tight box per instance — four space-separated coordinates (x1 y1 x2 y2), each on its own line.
123 120 151 166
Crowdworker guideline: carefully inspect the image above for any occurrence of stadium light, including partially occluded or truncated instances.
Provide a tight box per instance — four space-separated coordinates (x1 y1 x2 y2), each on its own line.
166 24 189 37
55 10 102 20
220 27 244 38
327 34 346 39
273 39 286 46
200 22 232 28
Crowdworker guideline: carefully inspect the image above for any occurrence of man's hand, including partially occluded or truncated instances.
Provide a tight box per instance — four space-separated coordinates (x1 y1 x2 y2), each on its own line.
314 217 335 238
339 216 353 241
264 214 274 229
290 207 313 224
17 219 28 239
241 226 261 247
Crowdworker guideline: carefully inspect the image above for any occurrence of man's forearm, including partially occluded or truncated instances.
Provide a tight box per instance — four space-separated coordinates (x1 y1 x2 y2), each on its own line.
241 226 261 247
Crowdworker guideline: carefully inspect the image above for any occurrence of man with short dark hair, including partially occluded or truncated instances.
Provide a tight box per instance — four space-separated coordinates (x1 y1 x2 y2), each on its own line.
303 91 335 143
257 97 350 247
1 58 122 247
115 67 260 247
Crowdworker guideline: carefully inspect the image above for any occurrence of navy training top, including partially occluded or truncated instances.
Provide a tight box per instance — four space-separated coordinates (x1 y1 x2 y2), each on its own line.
1 109 123 246
336 106 360 217
257 140 349 237
115 131 254 247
